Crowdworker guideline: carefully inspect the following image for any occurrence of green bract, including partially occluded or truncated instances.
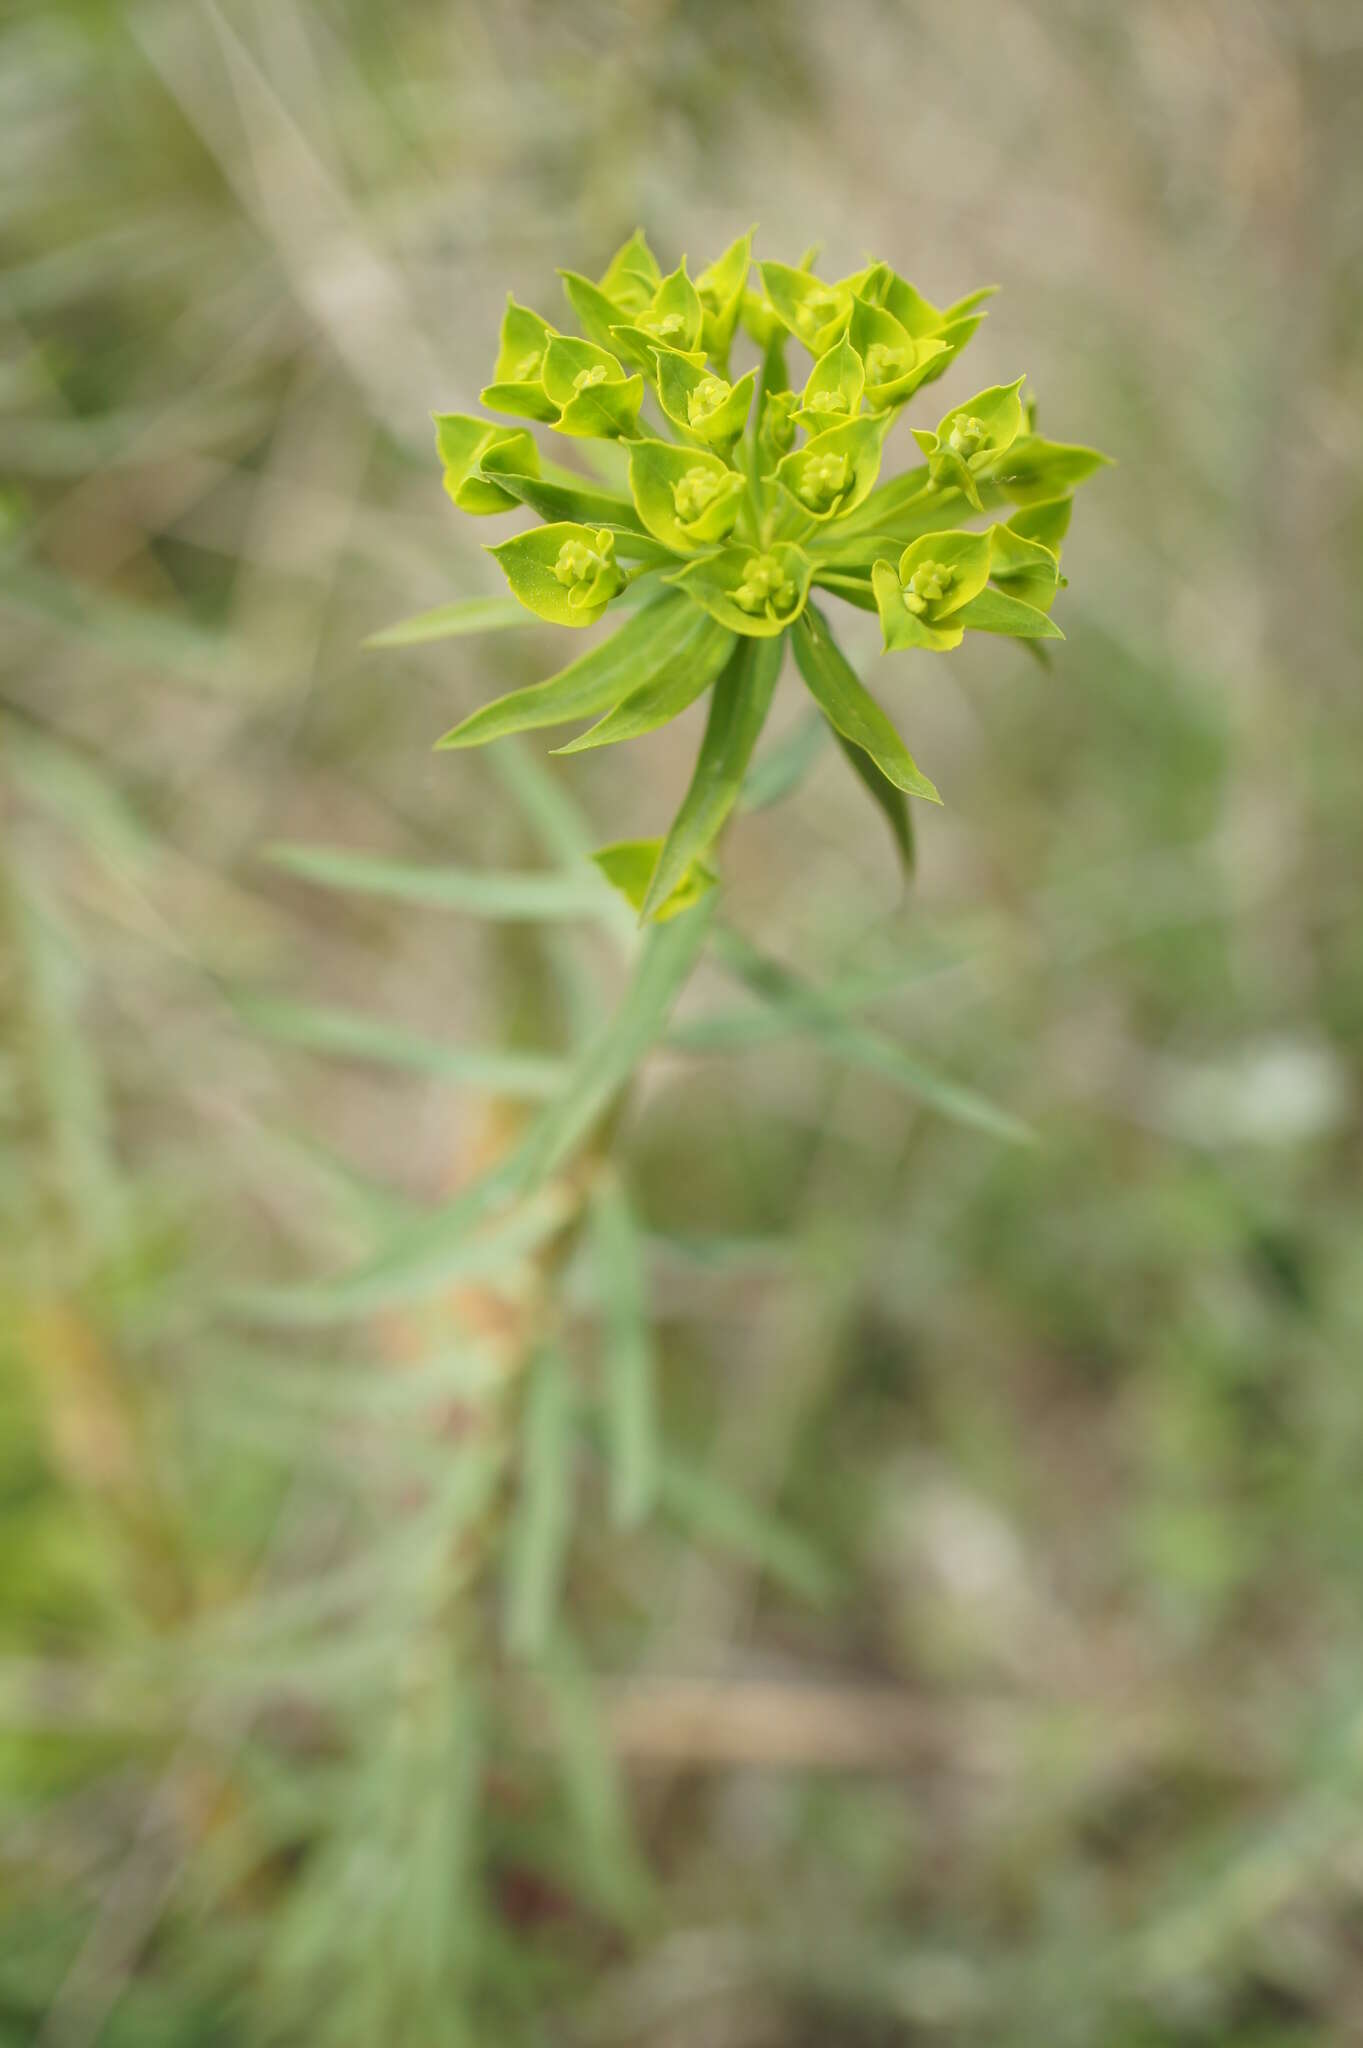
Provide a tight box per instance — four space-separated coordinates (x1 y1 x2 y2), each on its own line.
771 411 890 522
628 440 745 552
912 377 1027 509
541 336 644 439
408 229 1107 919
488 522 626 627
667 540 813 638
434 413 540 515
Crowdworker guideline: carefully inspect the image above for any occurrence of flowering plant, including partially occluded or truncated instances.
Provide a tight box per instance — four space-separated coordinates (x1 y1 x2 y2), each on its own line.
419 230 1107 920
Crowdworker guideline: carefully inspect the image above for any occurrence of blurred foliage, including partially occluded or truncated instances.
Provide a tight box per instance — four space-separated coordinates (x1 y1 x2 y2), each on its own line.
3 1 1363 2044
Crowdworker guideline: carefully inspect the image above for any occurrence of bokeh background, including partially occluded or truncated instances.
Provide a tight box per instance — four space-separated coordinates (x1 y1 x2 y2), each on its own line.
4 3 1363 2043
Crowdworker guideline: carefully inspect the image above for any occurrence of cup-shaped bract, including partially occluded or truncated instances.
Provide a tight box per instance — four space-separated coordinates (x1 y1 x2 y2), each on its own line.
668 541 813 637
592 837 718 923
598 228 662 314
912 377 1026 507
434 413 540 514
608 325 706 379
633 261 704 352
655 354 758 447
541 337 645 439
480 297 560 421
771 411 890 523
557 270 639 358
872 529 994 651
490 521 626 626
695 230 753 363
795 336 865 429
853 264 996 386
758 261 853 356
608 261 709 381
628 440 745 553
847 296 950 409
987 520 1062 613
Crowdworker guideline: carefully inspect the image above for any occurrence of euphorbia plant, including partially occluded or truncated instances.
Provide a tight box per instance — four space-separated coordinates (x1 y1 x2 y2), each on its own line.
420 230 1107 920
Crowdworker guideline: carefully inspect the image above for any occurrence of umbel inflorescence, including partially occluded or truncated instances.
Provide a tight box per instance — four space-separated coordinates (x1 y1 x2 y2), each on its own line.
428 230 1107 921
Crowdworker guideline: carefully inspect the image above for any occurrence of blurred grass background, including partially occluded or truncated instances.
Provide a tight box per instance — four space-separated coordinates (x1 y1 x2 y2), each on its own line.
3 2 1363 2042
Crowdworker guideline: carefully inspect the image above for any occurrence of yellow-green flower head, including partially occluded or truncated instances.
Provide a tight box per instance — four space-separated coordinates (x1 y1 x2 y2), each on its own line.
688 374 732 427
554 529 616 593
732 553 796 616
672 466 724 523
864 341 912 386
806 388 850 418
946 413 989 458
796 449 851 511
639 308 688 341
901 559 954 613
793 284 844 348
512 348 545 381
573 363 610 394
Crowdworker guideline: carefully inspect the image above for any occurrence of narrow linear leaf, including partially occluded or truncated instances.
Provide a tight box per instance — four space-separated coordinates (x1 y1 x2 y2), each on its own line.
712 927 1032 1144
554 616 736 755
265 843 606 920
512 894 715 1189
792 604 940 802
233 897 714 1319
240 998 566 1099
642 634 783 922
364 595 528 648
538 1632 649 1922
659 1454 836 1603
226 1181 574 1326
669 948 961 1053
830 726 915 872
504 1346 575 1659
590 1174 659 1527
436 595 710 750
